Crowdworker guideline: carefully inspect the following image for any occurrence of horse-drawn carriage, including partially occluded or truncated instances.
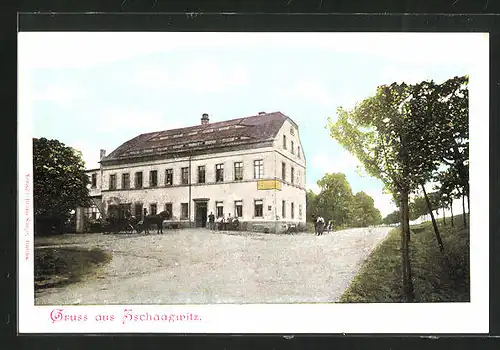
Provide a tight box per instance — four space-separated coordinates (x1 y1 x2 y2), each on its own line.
101 204 141 235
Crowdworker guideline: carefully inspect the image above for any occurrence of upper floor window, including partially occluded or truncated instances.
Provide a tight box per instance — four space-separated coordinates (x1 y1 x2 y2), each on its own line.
253 159 264 179
234 162 243 181
109 174 117 190
198 165 206 184
291 141 295 155
149 170 158 187
282 162 286 181
216 164 224 182
165 169 173 186
91 173 97 188
122 173 130 189
135 171 143 188
291 167 295 185
181 167 189 185
283 135 287 149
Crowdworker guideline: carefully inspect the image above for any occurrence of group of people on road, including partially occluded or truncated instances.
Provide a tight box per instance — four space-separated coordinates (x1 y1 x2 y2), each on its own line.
207 211 239 231
312 215 334 236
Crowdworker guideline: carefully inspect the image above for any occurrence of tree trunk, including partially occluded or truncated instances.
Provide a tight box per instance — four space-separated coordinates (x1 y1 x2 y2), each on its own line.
462 194 467 228
451 204 454 228
421 183 444 252
443 206 446 226
400 190 415 302
467 193 470 226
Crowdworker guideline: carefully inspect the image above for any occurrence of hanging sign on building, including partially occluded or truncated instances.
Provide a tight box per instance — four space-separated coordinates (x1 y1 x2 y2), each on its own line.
257 179 281 190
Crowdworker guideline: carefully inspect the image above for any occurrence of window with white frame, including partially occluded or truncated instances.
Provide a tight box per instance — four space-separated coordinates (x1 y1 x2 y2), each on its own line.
109 174 117 190
165 169 173 186
234 162 243 181
181 203 188 219
149 170 158 187
216 201 224 218
150 203 157 215
253 159 264 179
215 164 224 182
235 200 243 218
254 200 263 217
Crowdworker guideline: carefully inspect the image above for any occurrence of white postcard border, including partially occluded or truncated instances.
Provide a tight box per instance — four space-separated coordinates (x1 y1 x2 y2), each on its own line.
17 32 490 334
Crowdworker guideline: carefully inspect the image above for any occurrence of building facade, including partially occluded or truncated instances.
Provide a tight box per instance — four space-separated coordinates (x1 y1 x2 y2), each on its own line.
81 111 306 233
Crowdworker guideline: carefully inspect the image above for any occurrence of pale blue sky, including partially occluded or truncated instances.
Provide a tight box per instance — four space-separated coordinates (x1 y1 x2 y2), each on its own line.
21 32 482 216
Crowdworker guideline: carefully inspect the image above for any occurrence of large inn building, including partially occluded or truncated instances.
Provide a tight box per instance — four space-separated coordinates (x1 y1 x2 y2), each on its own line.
79 111 306 233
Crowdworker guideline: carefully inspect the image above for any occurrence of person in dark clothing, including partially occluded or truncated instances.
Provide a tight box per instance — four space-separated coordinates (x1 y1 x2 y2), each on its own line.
312 214 318 235
208 211 215 231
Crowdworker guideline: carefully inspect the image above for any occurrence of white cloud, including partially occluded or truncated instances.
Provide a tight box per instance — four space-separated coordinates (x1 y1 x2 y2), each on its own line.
311 151 361 175
32 84 85 109
363 189 397 217
306 182 321 194
129 59 249 93
278 79 334 107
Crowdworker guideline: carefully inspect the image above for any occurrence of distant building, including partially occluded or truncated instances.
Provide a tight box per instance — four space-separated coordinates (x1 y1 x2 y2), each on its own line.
79 111 306 233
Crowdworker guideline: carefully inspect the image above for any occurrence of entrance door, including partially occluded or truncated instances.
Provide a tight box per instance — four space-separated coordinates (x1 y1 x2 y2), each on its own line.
195 202 208 228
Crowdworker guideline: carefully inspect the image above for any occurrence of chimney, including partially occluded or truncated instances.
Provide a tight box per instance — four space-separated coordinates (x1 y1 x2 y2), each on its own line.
201 113 209 125
258 111 266 115
100 149 106 160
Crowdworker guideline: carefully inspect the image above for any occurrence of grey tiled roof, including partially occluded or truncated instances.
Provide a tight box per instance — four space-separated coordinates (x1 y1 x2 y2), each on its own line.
101 112 289 163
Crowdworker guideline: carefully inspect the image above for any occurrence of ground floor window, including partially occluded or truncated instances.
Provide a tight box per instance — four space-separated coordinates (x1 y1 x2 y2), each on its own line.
134 203 143 218
254 200 263 217
299 204 303 218
165 203 173 219
235 200 243 218
216 201 224 218
181 203 189 219
291 202 295 219
282 200 286 218
150 203 157 215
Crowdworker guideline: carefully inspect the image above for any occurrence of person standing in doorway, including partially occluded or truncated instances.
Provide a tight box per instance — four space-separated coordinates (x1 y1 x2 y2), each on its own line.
208 211 215 231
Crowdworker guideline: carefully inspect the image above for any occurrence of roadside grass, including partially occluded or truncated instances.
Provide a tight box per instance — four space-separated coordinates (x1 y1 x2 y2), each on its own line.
34 247 112 290
339 214 470 302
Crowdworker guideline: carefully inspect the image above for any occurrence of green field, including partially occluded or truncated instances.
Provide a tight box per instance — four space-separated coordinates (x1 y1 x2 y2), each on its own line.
340 215 470 302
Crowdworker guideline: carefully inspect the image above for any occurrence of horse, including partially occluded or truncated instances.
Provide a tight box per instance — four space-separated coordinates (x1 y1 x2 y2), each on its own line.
141 211 169 235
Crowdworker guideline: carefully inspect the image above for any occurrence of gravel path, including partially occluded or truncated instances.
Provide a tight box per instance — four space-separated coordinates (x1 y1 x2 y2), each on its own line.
34 227 391 305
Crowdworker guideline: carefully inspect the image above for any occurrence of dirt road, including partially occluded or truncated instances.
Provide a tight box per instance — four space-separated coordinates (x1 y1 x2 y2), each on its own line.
34 227 391 305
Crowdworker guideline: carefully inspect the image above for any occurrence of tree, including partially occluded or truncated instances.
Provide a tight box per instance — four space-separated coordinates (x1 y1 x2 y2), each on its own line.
315 173 354 229
306 189 319 222
33 138 91 234
329 81 444 301
383 210 401 225
351 191 382 227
